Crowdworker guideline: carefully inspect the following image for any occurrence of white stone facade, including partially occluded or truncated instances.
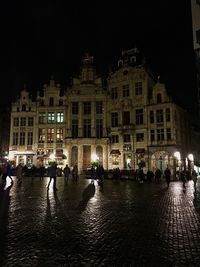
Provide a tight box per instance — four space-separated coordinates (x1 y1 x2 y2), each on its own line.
8 50 193 176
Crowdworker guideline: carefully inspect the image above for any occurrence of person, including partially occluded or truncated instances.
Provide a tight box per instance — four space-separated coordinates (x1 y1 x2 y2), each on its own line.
6 162 13 183
155 168 162 183
72 164 78 181
63 164 70 184
16 163 23 184
192 170 198 189
164 167 171 188
180 170 186 188
47 162 58 191
1 162 7 184
39 164 46 180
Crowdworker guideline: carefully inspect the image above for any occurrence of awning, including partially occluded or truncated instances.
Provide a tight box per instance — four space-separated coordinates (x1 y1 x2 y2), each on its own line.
110 149 121 155
55 153 67 159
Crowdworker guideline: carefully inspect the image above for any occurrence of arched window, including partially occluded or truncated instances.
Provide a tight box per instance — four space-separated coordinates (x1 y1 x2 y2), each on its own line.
71 146 78 167
118 60 123 67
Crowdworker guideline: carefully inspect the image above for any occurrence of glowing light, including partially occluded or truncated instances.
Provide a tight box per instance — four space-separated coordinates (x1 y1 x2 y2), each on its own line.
91 154 99 162
188 154 194 161
49 153 55 161
174 151 181 161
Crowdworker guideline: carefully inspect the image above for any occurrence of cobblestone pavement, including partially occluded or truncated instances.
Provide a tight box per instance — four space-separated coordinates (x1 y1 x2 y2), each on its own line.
1 176 200 267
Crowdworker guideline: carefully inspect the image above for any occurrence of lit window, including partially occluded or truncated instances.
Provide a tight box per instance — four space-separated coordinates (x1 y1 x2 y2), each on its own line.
48 112 55 123
57 112 64 123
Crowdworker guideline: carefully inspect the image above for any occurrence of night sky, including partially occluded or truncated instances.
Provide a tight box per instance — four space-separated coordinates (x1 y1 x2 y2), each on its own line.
1 1 197 114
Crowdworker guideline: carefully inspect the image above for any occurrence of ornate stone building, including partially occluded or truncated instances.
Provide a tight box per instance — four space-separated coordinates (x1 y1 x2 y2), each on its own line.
8 49 194 176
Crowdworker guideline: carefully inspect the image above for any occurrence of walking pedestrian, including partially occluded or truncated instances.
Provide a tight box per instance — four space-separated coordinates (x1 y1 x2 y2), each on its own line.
164 167 171 188
47 162 58 191
16 163 23 184
192 170 198 189
180 170 186 188
6 162 13 183
63 164 70 184
72 164 78 181
39 164 45 180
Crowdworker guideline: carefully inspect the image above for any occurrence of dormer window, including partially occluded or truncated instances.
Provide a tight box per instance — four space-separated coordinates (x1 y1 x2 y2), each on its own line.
130 56 136 64
49 97 54 106
157 93 162 103
22 104 26 111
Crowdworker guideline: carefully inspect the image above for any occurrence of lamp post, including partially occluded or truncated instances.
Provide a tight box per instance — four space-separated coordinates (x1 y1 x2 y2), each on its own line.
174 151 181 179
188 153 194 174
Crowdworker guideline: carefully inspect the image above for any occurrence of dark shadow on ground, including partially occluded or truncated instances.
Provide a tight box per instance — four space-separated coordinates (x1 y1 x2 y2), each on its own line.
77 182 95 213
0 182 13 265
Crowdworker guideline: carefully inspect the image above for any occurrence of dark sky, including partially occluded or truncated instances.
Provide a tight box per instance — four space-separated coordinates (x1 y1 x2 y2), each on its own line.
1 1 197 113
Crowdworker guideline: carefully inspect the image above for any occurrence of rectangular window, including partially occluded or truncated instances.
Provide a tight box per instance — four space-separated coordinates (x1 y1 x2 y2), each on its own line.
39 112 46 124
56 128 63 142
83 119 91 138
72 119 78 138
13 132 18 145
150 130 155 142
96 118 103 138
48 112 55 123
136 133 144 142
157 129 164 141
13 118 19 127
20 132 25 145
27 132 33 145
156 109 163 123
47 128 54 143
72 102 79 114
123 134 130 142
123 111 130 125
20 117 26 126
38 128 45 143
28 117 34 126
111 135 119 143
150 110 154 123
166 108 171 122
135 82 143 95
167 128 171 140
111 87 118 100
57 112 64 123
96 101 103 114
111 112 118 127
84 102 91 115
122 84 129 97
136 109 143 125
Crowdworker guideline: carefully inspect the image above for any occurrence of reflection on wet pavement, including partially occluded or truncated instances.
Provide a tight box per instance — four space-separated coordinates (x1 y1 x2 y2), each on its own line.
0 177 200 266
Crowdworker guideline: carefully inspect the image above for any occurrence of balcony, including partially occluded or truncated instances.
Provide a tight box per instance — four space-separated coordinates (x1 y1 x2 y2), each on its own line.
56 142 63 148
118 124 134 132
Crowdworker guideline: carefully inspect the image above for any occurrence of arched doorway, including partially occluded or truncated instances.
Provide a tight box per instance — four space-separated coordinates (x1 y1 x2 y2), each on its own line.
151 151 170 172
71 146 78 168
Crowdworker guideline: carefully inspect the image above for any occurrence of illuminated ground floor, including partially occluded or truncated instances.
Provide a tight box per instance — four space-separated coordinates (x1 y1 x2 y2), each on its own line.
8 141 195 177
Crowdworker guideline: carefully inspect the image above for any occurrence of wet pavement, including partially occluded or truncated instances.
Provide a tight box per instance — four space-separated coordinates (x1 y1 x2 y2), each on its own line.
1 176 200 267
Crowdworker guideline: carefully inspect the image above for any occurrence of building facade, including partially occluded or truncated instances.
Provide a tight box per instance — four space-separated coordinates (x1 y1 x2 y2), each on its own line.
8 49 194 176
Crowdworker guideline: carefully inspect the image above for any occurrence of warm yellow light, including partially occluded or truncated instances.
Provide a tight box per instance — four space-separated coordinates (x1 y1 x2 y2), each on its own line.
49 153 55 160
174 151 181 160
188 154 194 161
91 154 99 162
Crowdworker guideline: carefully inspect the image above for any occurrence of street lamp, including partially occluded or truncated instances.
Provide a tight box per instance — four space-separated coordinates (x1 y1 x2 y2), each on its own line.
188 153 194 173
174 151 181 171
91 154 99 167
